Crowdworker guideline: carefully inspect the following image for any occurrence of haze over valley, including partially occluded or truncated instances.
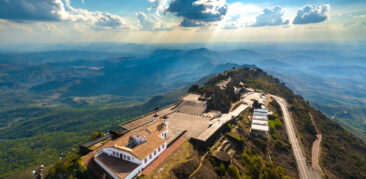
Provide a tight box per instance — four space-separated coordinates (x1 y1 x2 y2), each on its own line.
1 0 366 178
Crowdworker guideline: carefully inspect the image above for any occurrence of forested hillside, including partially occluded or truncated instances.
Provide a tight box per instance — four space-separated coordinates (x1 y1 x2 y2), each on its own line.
0 88 184 178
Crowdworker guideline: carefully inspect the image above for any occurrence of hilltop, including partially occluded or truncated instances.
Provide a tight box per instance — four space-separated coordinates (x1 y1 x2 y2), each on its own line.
45 67 365 179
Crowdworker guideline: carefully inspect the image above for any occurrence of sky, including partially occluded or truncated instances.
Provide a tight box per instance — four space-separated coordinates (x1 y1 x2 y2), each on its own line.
0 0 365 44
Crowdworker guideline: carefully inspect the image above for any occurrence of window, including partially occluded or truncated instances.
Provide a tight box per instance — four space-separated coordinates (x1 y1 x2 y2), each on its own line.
158 147 160 152
149 154 152 159
123 155 126 159
154 151 156 155
145 159 147 163
127 156 130 160
113 151 115 156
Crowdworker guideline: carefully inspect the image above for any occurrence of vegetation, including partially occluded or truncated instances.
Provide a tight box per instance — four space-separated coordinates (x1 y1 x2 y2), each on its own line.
0 89 182 178
192 67 365 178
227 164 240 179
216 68 366 178
91 132 104 140
224 132 245 145
268 114 282 135
140 141 194 178
45 151 92 179
240 148 288 179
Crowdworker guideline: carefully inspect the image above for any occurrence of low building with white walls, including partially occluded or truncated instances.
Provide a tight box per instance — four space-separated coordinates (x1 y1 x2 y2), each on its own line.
250 108 269 138
94 118 169 179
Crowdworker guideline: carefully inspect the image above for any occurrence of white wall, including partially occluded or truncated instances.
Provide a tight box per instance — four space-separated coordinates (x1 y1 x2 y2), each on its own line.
97 141 168 178
141 142 167 168
159 129 168 139
103 148 142 165
125 165 143 179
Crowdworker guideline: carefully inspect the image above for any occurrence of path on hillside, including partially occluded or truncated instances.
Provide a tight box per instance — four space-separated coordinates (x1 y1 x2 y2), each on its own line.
309 113 323 179
271 95 312 179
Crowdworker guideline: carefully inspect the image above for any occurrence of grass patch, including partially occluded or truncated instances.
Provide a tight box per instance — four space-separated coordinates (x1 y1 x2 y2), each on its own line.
142 141 193 178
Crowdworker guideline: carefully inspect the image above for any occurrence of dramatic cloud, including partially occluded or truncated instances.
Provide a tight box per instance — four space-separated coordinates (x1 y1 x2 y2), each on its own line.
0 0 129 30
250 7 289 27
0 0 66 21
166 0 228 27
293 4 330 24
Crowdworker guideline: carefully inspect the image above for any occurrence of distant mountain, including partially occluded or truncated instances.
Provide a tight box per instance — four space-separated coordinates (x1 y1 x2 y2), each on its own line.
4 49 255 98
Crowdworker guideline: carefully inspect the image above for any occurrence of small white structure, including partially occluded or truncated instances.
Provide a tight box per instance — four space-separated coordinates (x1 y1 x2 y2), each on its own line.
250 124 269 138
252 120 268 126
253 115 268 121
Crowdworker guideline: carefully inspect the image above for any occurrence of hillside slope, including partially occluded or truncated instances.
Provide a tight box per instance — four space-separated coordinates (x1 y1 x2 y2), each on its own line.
164 68 365 179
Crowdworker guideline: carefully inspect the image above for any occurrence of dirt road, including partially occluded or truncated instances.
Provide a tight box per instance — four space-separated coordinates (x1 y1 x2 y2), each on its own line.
309 113 323 179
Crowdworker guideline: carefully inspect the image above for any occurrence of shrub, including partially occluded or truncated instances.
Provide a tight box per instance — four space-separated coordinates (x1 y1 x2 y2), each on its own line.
272 134 280 141
228 164 240 179
217 162 226 175
225 132 245 144
91 132 104 140
227 123 233 131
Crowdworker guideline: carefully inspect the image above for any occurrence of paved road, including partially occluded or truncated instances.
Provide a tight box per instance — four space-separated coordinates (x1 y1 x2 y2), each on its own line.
272 95 312 179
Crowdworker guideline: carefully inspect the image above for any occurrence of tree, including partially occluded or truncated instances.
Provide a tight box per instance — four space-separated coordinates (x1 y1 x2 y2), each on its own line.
228 164 240 179
252 100 261 109
188 85 200 93
91 132 104 140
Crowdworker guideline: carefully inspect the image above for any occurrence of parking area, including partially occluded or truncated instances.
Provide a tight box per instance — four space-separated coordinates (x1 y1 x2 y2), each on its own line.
167 112 211 138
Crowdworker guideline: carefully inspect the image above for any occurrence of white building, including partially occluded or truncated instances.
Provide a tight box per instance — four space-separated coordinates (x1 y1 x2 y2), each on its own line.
250 108 269 138
94 119 169 179
250 124 269 138
252 119 268 126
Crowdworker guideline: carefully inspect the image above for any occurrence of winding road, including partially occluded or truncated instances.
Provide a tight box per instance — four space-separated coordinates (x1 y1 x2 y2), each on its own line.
271 95 312 179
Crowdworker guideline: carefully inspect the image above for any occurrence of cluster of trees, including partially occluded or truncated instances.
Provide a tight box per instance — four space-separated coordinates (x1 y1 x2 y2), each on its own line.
46 151 92 179
240 147 288 179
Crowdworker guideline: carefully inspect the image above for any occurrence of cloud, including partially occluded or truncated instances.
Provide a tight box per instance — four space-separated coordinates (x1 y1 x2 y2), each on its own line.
137 12 174 30
166 0 228 27
250 7 289 27
137 12 155 30
0 0 66 21
293 4 330 25
218 3 261 29
148 0 168 14
0 0 130 30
